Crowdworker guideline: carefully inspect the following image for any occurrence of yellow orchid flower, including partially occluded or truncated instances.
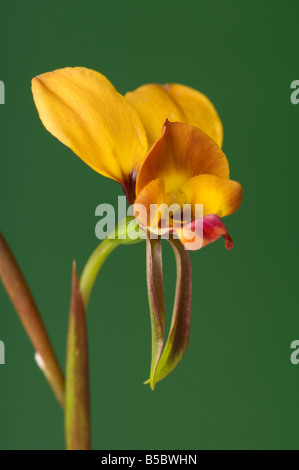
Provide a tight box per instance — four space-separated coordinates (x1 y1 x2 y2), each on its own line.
32 67 242 389
32 67 241 249
0 66 243 451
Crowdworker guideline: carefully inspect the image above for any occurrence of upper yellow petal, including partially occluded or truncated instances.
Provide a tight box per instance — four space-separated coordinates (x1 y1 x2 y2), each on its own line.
125 84 185 148
164 83 223 147
125 83 223 148
32 67 148 184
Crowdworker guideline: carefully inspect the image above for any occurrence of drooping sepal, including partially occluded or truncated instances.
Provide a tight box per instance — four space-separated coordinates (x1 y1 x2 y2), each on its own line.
151 237 192 386
146 236 165 389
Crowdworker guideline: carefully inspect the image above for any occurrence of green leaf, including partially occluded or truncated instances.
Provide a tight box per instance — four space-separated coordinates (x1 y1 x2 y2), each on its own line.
0 233 65 407
65 262 91 450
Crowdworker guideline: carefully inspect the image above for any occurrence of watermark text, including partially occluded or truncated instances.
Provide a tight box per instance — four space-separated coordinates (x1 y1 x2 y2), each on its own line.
0 81 5 104
290 80 299 104
0 340 5 365
95 196 203 249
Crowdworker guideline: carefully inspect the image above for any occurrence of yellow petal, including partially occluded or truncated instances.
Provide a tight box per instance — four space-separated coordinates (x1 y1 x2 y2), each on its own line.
181 174 243 217
125 83 223 147
125 84 185 148
136 121 229 196
164 83 223 147
32 67 148 184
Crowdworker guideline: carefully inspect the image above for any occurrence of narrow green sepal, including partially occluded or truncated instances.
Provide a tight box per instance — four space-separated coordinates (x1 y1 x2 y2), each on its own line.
146 236 165 390
145 237 192 387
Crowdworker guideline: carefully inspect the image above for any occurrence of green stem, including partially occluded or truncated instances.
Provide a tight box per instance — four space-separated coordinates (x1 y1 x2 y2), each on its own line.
79 237 120 310
79 217 144 309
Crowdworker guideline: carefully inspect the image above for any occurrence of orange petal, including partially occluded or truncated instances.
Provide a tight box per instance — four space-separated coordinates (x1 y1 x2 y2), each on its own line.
136 121 229 196
126 83 223 147
133 179 165 228
181 174 243 217
32 67 148 185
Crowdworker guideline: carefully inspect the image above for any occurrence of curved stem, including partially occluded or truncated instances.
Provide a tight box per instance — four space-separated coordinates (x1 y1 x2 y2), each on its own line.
79 237 120 310
79 217 144 309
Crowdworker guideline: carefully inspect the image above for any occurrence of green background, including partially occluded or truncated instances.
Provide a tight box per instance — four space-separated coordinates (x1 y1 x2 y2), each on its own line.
0 0 298 450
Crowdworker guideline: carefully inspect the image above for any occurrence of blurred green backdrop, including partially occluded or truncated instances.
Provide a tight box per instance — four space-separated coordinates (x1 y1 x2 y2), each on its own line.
0 0 298 450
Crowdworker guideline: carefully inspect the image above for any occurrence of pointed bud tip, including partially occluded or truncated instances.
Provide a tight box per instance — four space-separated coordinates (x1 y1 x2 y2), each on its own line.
71 261 80 292
143 378 156 390
70 260 85 319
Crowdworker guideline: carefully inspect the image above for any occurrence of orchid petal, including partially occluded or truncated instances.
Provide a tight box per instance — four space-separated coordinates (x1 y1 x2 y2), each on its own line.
163 83 223 147
126 83 223 147
126 84 185 147
181 173 243 217
32 67 148 186
136 121 229 196
178 214 234 251
134 178 165 228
